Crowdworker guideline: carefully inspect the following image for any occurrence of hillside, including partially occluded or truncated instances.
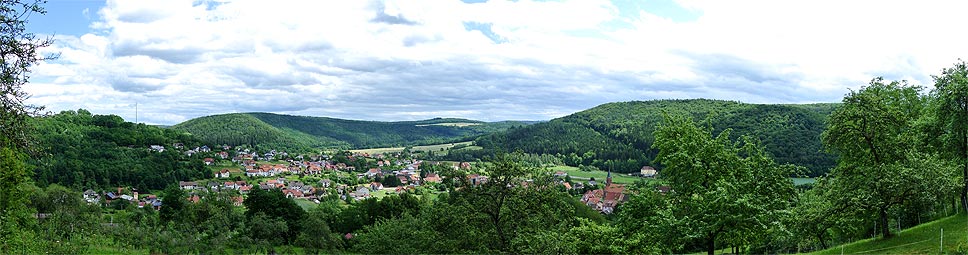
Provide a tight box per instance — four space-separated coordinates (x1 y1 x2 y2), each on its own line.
809 214 967 254
171 112 536 151
475 99 838 176
31 110 209 190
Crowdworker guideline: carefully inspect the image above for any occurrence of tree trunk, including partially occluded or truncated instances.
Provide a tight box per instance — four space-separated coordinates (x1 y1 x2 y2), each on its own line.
817 232 828 249
962 176 967 214
962 129 968 214
879 208 892 237
707 237 715 255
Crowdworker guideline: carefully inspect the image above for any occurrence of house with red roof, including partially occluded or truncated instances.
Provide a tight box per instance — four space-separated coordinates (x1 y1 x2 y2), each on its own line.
580 170 627 214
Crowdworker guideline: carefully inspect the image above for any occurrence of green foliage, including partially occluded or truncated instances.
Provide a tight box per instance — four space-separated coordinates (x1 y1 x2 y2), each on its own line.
296 205 343 253
476 99 837 176
172 112 534 151
822 78 959 239
352 214 442 254
0 147 29 214
931 60 968 208
810 214 968 254
31 110 208 190
647 114 797 254
0 0 54 152
0 147 35 254
243 188 305 243
248 212 290 247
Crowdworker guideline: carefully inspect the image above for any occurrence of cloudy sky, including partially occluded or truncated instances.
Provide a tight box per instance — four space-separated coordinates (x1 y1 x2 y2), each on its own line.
26 0 968 125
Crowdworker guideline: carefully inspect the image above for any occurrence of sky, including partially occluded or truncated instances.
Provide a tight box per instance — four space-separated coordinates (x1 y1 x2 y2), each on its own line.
25 0 968 125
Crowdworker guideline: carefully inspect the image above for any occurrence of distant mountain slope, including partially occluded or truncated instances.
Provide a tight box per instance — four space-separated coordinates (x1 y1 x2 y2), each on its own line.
171 113 535 151
475 99 838 177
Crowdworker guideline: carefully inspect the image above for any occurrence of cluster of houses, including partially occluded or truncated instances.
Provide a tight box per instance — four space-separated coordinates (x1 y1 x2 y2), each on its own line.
232 148 288 163
83 188 163 210
576 166 662 214
579 171 628 214
179 178 318 204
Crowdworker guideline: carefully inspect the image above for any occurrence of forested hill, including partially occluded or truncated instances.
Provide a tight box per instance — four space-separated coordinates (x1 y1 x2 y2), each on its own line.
475 99 839 177
171 112 537 151
31 110 209 190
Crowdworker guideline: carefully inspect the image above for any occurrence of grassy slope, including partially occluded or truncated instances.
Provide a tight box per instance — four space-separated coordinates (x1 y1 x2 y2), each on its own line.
809 214 968 254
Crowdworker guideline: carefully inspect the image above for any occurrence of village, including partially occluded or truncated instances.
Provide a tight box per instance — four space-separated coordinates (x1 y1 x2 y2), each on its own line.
82 143 663 216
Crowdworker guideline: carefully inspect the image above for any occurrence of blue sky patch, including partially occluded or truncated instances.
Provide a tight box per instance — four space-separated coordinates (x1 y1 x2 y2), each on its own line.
612 0 701 23
463 22 507 44
27 0 103 36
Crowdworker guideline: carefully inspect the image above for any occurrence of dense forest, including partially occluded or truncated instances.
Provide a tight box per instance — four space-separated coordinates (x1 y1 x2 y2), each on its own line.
172 112 536 151
29 110 211 191
476 99 838 176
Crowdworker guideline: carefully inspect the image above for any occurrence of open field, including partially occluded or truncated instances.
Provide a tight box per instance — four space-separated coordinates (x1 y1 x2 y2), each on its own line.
809 214 967 254
350 141 475 154
294 199 317 211
549 165 643 184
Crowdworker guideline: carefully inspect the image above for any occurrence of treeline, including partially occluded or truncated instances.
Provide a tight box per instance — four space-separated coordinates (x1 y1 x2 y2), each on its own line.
476 99 837 176
171 113 535 152
30 110 211 190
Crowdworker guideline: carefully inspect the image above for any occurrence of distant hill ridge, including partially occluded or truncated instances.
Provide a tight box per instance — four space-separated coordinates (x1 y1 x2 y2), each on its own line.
171 112 537 151
475 99 839 176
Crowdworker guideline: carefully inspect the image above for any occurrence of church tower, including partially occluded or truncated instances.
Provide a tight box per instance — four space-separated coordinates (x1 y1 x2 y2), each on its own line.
606 167 612 187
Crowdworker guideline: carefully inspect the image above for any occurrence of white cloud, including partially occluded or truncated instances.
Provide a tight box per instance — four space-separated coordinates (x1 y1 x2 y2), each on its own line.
26 0 968 124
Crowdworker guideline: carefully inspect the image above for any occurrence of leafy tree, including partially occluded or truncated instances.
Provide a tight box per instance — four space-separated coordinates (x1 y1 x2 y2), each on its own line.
0 147 35 253
352 214 441 254
0 1 52 252
651 114 797 255
380 173 401 187
822 78 958 238
243 189 305 243
296 206 343 253
0 0 54 151
159 185 187 224
932 60 968 208
247 212 289 247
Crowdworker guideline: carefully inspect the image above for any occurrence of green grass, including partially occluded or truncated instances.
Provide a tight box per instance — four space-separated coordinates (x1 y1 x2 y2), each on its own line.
294 199 317 211
549 165 643 184
371 188 390 198
808 214 968 254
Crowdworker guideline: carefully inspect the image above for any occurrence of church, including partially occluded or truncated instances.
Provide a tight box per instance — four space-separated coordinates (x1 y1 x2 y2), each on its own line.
580 169 628 214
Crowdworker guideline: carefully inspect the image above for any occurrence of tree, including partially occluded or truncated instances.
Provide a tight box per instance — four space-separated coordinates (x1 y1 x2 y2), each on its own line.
296 206 343 253
159 185 187 224
352 214 440 254
0 0 55 151
0 1 52 252
932 61 968 209
247 212 289 247
0 147 33 253
651 114 796 255
243 189 305 243
822 77 958 238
